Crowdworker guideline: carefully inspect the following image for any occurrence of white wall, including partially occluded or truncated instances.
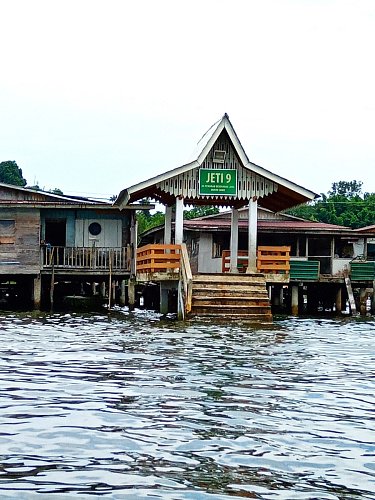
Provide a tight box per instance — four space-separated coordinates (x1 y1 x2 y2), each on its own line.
198 233 222 273
75 219 122 247
353 239 365 257
332 259 351 276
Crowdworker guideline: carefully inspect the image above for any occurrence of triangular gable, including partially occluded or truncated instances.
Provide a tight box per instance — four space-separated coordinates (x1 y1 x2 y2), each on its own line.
116 114 318 211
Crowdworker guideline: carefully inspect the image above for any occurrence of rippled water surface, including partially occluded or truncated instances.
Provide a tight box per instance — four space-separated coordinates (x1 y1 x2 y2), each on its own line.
0 311 374 499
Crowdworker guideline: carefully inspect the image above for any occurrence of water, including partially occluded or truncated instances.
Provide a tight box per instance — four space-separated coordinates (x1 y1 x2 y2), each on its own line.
0 311 374 499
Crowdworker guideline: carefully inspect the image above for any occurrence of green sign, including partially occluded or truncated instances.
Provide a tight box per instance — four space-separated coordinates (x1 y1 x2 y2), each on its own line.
199 169 237 196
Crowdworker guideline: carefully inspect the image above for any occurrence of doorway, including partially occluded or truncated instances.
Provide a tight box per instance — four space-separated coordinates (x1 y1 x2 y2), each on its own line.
45 219 66 247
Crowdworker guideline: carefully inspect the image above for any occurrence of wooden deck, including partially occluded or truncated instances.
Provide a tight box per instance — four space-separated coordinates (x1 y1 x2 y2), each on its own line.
41 246 131 273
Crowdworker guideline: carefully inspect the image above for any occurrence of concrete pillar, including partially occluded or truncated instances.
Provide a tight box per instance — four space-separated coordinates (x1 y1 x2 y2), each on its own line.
359 288 367 315
33 275 42 310
175 197 184 245
100 281 106 298
92 282 97 296
273 286 280 307
335 287 342 314
177 281 184 320
291 285 299 316
229 207 239 273
247 198 258 273
160 283 169 314
128 278 136 311
112 281 116 304
164 205 173 245
130 211 137 277
120 280 126 306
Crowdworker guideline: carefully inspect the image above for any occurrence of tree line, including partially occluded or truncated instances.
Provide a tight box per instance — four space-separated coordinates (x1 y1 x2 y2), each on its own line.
286 180 375 229
138 180 375 233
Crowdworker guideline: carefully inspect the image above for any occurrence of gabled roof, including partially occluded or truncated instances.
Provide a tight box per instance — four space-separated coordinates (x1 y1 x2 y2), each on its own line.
0 182 154 210
115 114 319 212
0 182 103 204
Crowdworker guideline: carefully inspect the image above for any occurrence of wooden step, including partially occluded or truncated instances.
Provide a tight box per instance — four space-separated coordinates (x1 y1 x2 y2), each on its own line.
193 273 266 283
191 312 273 322
192 301 271 308
193 290 269 304
192 288 269 297
188 272 272 322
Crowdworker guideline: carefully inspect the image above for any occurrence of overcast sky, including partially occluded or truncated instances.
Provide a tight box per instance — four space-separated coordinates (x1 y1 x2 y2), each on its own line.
1 0 374 200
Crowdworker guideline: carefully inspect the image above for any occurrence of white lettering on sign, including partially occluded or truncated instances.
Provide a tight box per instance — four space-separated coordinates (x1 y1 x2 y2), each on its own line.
204 172 233 184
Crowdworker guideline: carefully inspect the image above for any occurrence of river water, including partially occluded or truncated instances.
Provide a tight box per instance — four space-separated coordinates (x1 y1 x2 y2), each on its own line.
0 311 374 499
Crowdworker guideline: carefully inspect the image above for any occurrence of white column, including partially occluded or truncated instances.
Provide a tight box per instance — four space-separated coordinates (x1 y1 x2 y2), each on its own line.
175 197 184 245
164 205 173 245
247 198 258 273
130 211 137 276
229 207 239 273
33 275 42 309
291 285 299 316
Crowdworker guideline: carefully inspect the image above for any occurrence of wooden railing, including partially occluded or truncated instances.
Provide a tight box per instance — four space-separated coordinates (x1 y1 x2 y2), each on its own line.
257 246 290 274
222 250 248 273
42 246 131 271
179 243 193 317
222 246 291 274
136 244 181 274
136 243 193 319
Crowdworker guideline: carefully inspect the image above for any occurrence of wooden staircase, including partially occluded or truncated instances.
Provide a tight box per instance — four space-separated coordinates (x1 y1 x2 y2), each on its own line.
188 273 272 322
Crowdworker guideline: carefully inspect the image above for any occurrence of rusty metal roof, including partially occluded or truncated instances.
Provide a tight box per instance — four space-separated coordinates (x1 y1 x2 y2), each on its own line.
183 217 366 235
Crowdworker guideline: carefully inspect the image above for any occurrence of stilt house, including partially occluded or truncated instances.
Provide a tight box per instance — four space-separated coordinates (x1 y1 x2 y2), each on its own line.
115 114 320 321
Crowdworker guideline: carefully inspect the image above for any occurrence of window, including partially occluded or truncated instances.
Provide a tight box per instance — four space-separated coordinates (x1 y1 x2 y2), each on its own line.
334 238 354 258
367 243 375 261
0 219 15 244
191 237 199 257
89 222 102 236
212 233 227 258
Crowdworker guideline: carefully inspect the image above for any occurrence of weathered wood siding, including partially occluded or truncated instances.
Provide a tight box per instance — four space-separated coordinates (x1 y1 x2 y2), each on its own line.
0 185 61 202
0 209 41 274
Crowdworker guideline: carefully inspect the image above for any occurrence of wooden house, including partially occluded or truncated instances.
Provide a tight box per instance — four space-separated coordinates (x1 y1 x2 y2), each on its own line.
140 207 375 315
0 183 148 309
115 114 322 321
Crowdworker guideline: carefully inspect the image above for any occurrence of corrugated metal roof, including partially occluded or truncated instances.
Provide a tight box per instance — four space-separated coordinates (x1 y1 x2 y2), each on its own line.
356 224 375 233
184 217 361 234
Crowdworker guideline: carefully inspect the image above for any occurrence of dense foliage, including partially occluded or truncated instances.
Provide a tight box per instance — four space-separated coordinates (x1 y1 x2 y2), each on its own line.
137 203 220 235
286 180 375 228
0 161 27 187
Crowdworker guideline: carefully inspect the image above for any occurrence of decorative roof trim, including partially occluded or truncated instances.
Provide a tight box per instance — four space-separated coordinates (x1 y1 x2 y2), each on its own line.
115 114 319 208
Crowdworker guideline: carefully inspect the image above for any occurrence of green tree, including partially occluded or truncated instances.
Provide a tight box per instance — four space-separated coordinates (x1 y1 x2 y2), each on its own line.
184 205 219 220
286 180 375 229
0 161 27 187
136 202 221 236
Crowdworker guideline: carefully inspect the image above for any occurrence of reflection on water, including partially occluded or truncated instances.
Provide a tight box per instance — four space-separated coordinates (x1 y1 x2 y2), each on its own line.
0 311 374 499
